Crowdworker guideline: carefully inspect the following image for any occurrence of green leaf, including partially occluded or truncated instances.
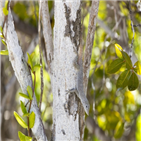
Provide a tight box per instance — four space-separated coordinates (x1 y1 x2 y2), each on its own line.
124 91 135 105
27 53 33 69
23 113 30 117
4 0 8 8
116 70 132 90
3 1 9 15
136 114 141 141
32 64 41 72
134 61 141 75
19 92 30 100
29 111 35 128
20 101 27 115
107 58 125 74
0 26 3 33
2 7 8 16
122 51 132 69
114 121 124 139
115 44 123 59
0 32 4 38
0 50 8 55
18 131 26 141
14 111 28 128
27 86 33 100
128 71 139 91
18 131 32 141
1 39 7 46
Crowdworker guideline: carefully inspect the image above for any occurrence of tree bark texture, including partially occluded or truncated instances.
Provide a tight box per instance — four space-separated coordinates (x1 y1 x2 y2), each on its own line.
52 0 81 140
3 8 48 141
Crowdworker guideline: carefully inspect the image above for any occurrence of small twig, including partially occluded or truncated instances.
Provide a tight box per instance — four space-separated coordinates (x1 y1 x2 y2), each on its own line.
32 0 44 112
27 71 36 136
28 71 36 113
33 1 38 27
27 70 36 136
38 0 44 112
129 1 135 58
1 1 11 43
27 117 30 136
133 24 141 27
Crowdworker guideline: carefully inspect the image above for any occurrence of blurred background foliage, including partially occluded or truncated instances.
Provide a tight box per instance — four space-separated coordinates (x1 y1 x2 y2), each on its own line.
1 1 141 141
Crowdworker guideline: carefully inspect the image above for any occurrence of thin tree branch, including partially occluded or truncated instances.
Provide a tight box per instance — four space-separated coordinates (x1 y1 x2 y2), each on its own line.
3 8 48 141
129 1 135 58
40 0 53 74
97 17 138 65
80 0 99 139
83 0 99 93
38 0 44 112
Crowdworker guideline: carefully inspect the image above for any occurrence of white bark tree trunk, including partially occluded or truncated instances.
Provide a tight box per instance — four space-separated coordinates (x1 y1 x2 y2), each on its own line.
52 0 81 140
1 0 99 140
3 8 48 141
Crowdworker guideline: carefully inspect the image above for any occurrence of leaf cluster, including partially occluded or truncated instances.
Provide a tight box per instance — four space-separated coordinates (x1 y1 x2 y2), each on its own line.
27 52 41 73
14 86 35 141
107 44 141 91
0 26 8 55
0 1 9 55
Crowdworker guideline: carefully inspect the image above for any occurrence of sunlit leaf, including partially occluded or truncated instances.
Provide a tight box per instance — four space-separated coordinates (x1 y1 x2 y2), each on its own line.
4 0 8 8
1 39 7 46
19 92 30 100
136 114 141 141
3 1 9 15
27 86 33 100
128 71 139 91
116 70 132 90
0 50 8 55
0 32 4 38
134 61 141 75
124 112 131 122
18 131 32 141
97 115 106 130
122 51 132 69
115 44 123 59
114 121 124 138
29 111 35 128
124 91 135 105
27 53 33 69
0 26 3 32
14 111 28 128
20 101 27 115
107 58 124 74
30 51 35 60
23 113 30 117
32 64 41 72
25 135 32 141
2 7 8 16
106 111 121 130
18 131 26 141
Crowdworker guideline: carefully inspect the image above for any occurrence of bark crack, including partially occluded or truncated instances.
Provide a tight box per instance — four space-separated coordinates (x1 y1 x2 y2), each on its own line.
64 3 81 51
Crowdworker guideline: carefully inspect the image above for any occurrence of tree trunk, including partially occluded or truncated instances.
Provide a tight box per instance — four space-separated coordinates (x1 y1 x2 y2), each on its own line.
1 0 99 140
51 1 81 140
